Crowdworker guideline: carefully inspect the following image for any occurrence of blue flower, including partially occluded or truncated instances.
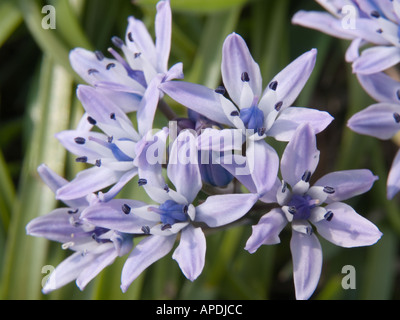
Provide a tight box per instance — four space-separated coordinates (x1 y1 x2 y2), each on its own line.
81 130 259 291
69 0 183 135
222 124 382 299
26 164 148 293
293 0 400 74
160 33 333 142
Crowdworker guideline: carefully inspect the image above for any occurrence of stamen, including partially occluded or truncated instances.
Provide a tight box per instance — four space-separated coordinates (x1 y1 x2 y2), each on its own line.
127 32 134 42
107 136 113 143
281 181 288 193
95 159 102 167
269 81 278 91
67 209 79 214
370 10 380 18
88 68 99 75
301 170 312 183
257 128 266 136
75 156 88 163
111 36 124 48
163 184 170 193
215 86 226 95
122 204 131 214
161 224 172 231
106 63 116 70
110 113 116 120
87 116 97 125
394 112 400 123
323 186 335 194
230 110 240 116
376 28 383 34
274 101 283 111
288 206 297 214
396 89 400 100
324 211 334 221
138 178 147 186
134 52 141 59
62 241 75 250
141 226 150 234
241 72 250 82
74 137 86 145
95 50 105 61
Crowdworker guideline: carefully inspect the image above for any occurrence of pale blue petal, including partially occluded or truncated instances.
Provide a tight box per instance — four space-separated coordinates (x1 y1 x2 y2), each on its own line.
353 46 400 74
195 193 258 227
245 208 287 253
357 71 400 103
172 225 206 281
387 148 400 199
290 230 322 300
155 0 171 73
314 169 378 203
121 234 176 292
314 202 383 247
281 124 320 187
267 107 334 142
347 103 400 139
221 33 262 106
167 130 202 204
159 81 231 126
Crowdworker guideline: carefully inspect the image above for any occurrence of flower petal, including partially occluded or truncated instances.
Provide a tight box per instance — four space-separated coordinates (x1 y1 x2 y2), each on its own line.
56 167 122 201
195 193 258 227
387 148 400 199
159 81 231 126
42 251 96 294
155 0 171 73
357 71 400 104
167 130 202 204
314 169 378 203
121 234 176 292
81 199 153 233
314 202 383 247
267 107 334 142
281 124 320 187
290 230 322 300
347 103 400 140
221 33 262 106
172 225 206 281
353 46 400 74
245 208 287 253
260 49 317 112
246 139 279 195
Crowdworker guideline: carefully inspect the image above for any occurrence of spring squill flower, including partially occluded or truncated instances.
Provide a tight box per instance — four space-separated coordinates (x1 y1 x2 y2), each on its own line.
160 33 333 142
229 124 381 300
55 85 145 202
292 0 400 74
348 71 400 199
26 164 148 293
70 0 183 135
81 129 259 291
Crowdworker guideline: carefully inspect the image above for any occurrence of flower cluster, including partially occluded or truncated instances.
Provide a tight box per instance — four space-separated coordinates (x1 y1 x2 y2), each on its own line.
26 0 383 300
293 0 400 199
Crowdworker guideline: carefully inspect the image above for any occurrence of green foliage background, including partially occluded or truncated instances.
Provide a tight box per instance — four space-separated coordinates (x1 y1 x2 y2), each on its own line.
0 0 399 300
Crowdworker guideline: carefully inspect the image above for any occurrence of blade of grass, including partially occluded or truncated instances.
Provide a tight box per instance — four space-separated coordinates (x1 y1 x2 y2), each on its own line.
137 0 249 13
0 0 23 47
0 57 73 299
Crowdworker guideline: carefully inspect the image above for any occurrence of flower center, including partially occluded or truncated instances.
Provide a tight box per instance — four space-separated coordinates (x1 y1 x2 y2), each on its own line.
239 105 264 132
287 194 319 221
150 200 189 226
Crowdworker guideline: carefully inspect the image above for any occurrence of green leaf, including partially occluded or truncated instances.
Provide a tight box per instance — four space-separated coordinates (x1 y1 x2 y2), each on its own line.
0 0 23 47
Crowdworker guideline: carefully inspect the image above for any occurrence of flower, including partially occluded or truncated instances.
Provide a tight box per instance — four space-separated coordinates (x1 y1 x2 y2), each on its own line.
292 0 400 74
347 71 400 199
160 33 333 142
233 124 381 300
55 85 146 202
26 164 148 293
69 0 183 135
81 130 259 291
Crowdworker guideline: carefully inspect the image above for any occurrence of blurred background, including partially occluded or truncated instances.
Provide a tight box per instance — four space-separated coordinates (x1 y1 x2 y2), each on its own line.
0 0 399 300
